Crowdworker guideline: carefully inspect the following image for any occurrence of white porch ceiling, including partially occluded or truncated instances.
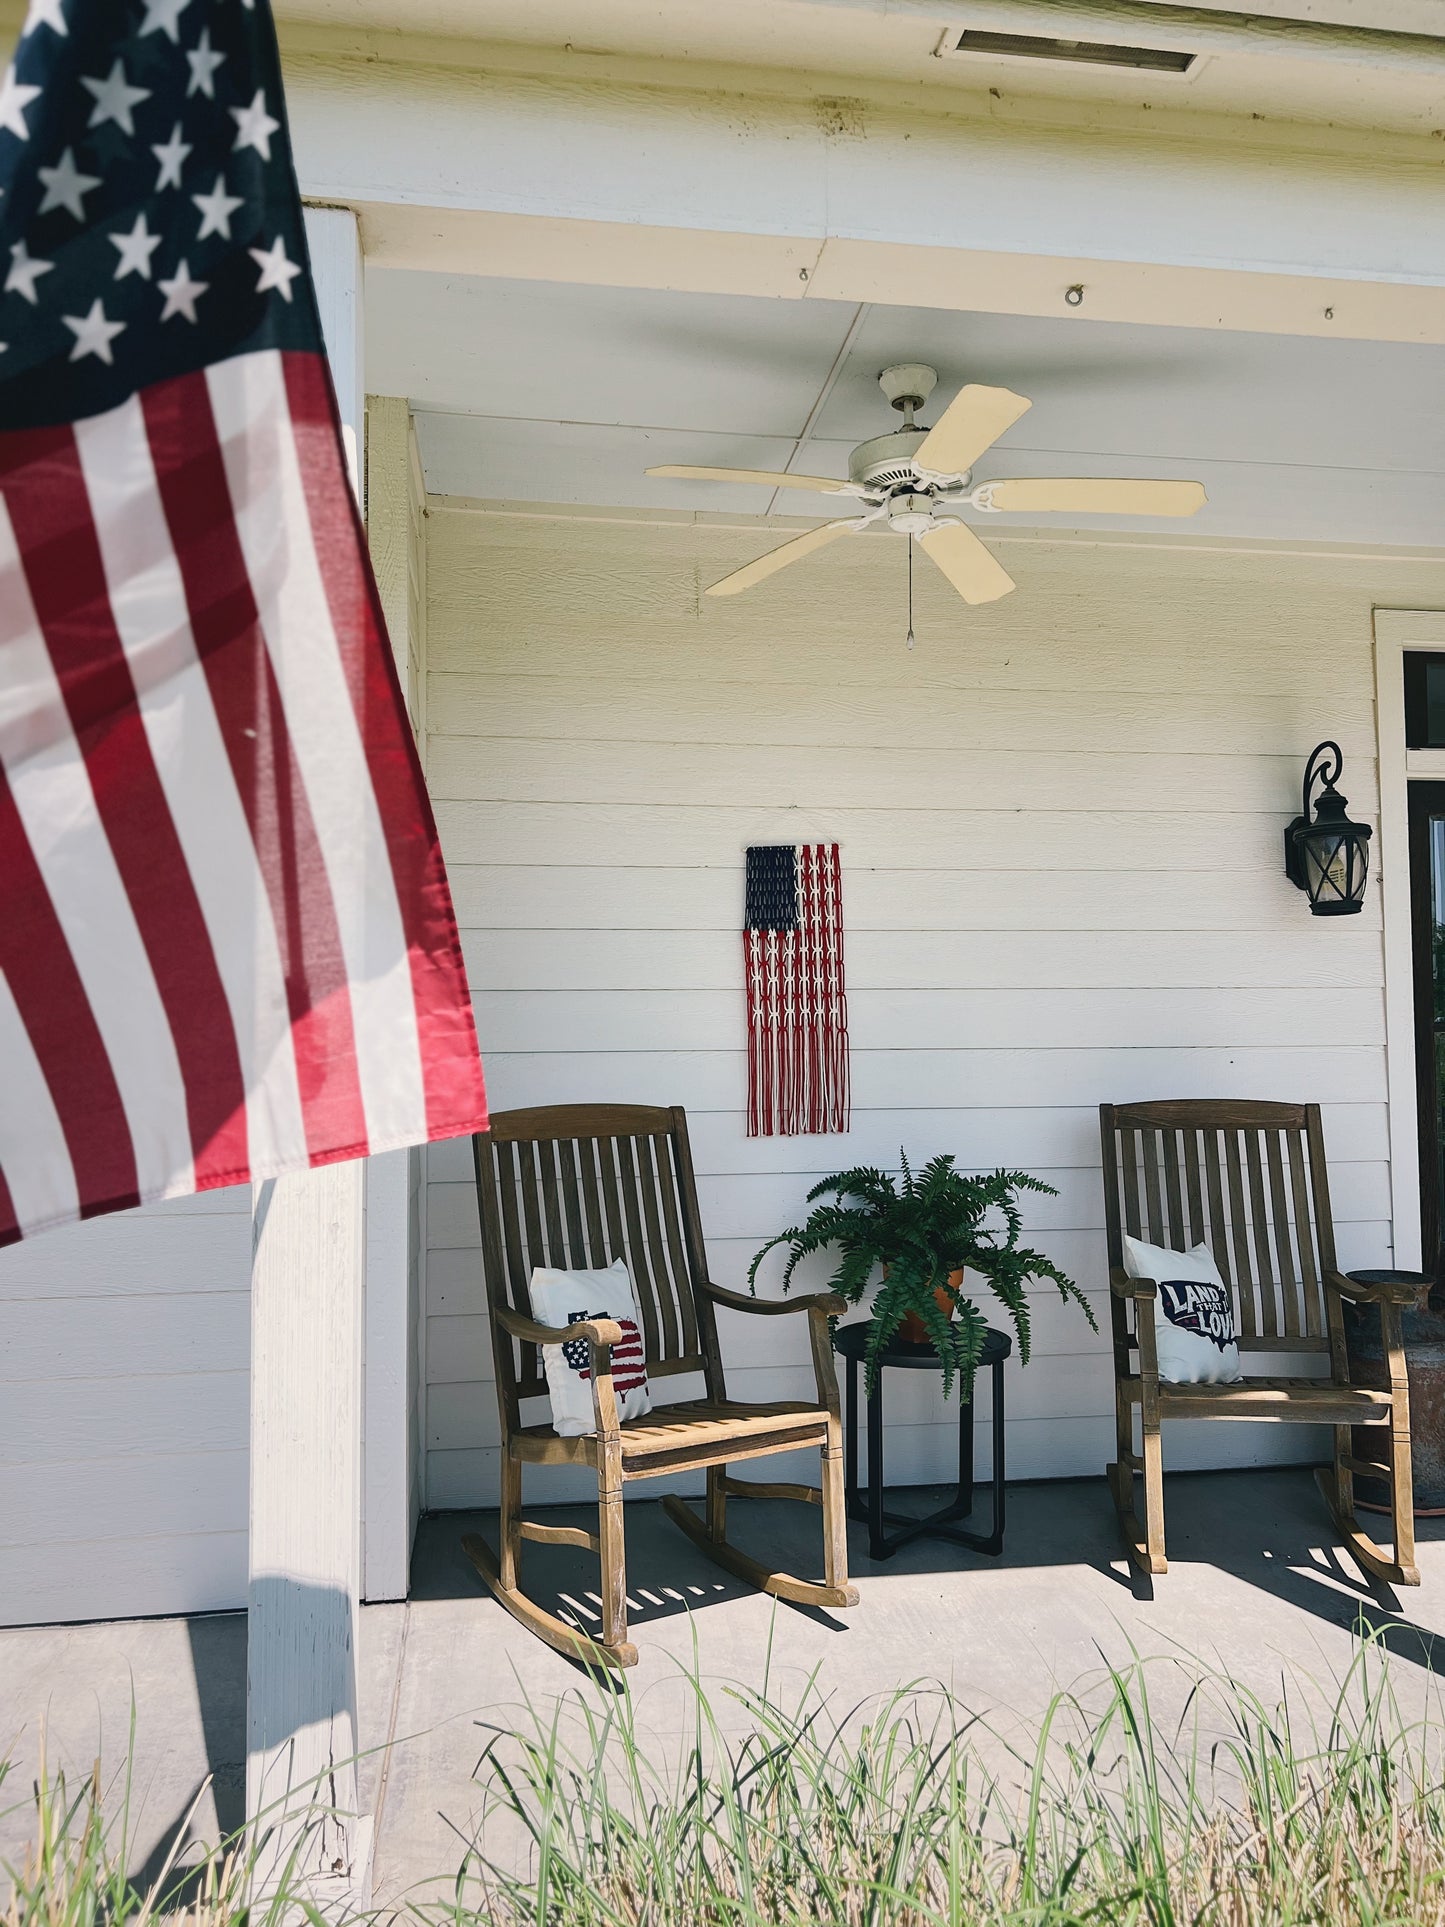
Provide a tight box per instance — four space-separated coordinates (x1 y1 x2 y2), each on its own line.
366 271 1445 547
278 0 1445 138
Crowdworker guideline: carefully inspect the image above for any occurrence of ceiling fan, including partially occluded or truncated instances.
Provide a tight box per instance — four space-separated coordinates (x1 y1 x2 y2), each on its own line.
647 363 1207 607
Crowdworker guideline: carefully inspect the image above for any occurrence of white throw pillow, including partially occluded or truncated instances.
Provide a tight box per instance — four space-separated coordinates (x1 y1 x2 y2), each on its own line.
529 1258 653 1436
1122 1234 1242 1385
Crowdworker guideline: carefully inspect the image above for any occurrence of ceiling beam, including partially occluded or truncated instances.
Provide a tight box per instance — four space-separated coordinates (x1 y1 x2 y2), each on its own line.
287 49 1445 343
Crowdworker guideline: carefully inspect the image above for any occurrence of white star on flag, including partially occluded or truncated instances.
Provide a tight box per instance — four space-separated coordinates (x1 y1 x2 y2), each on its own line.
157 258 207 322
0 65 42 139
81 58 150 135
150 122 191 190
249 235 302 301
138 0 190 42
20 0 67 36
37 146 100 219
109 212 161 280
230 88 279 160
62 297 125 364
5 238 52 302
185 28 225 99
192 172 243 240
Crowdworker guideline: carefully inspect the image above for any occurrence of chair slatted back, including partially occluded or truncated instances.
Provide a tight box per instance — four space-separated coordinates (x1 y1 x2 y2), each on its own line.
1099 1101 1338 1353
474 1105 713 1416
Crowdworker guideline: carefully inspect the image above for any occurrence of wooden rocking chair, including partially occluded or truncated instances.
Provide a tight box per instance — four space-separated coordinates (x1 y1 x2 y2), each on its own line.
464 1103 859 1668
1100 1100 1419 1587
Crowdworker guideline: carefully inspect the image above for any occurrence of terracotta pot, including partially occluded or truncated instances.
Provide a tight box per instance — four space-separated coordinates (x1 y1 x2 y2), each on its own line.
896 1267 966 1346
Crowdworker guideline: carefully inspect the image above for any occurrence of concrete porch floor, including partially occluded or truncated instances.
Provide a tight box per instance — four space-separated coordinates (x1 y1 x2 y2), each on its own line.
5 1467 1445 1904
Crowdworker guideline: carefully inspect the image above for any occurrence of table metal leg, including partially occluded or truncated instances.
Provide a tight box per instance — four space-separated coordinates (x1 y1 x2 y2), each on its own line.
866 1372 887 1559
840 1341 1008 1561
845 1354 859 1511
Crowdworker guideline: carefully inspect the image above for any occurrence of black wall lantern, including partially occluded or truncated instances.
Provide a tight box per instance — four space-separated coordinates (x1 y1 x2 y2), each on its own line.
1284 741 1371 916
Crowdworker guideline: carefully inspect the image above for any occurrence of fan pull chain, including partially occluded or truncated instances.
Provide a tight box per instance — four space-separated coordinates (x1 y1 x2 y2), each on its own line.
906 535 915 650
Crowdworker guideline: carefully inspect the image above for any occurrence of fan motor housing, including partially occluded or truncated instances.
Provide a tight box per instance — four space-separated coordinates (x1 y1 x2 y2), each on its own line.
849 426 929 491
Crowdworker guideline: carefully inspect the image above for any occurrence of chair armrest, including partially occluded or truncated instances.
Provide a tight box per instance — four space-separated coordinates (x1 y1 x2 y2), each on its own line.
494 1304 625 1349
1326 1270 1421 1308
1110 1267 1157 1301
700 1280 848 1319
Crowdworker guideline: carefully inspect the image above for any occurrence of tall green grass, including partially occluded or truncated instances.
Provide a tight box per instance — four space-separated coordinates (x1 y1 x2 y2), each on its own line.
7 1637 1445 1926
441 1635 1445 1926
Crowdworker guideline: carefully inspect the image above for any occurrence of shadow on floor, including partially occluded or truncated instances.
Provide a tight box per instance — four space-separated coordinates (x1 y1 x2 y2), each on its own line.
419 1468 1445 1676
127 1614 246 1899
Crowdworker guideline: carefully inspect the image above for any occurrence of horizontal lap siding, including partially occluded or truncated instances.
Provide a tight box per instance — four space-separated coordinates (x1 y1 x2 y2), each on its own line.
0 1190 252 1625
426 506 1445 1507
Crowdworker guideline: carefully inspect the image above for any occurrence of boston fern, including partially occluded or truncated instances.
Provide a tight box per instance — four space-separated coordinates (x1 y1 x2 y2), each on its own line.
749 1153 1097 1397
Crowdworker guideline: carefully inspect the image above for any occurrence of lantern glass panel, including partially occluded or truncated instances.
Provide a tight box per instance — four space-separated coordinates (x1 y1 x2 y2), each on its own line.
1302 829 1366 911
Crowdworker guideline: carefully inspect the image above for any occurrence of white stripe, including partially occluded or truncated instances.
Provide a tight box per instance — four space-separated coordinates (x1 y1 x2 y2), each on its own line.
206 349 425 1148
0 970 79 1236
0 497 193 1198
74 395 309 1174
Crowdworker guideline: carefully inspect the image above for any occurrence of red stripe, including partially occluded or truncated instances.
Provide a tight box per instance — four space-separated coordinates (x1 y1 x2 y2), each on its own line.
0 426 247 1190
280 352 487 1140
0 761 138 1218
140 371 370 1164
0 1159 16 1246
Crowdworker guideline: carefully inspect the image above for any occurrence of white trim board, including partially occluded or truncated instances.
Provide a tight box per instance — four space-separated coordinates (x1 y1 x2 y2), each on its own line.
1371 608 1445 1272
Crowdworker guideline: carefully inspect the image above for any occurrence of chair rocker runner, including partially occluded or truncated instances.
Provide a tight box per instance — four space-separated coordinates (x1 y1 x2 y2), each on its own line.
1100 1100 1418 1587
465 1104 858 1668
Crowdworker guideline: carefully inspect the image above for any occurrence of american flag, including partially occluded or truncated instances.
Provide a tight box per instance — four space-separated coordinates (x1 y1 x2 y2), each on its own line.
564 1312 647 1397
0 0 487 1245
743 843 848 1137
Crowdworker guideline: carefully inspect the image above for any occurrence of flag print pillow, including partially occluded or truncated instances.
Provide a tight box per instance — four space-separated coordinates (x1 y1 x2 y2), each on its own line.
1122 1234 1243 1385
530 1259 652 1436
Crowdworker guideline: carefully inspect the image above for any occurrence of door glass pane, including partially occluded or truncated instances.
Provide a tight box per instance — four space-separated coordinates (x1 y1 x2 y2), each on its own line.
1405 654 1445 747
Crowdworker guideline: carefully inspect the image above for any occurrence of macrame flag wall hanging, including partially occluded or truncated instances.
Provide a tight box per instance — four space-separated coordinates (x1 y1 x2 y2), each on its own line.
744 844 850 1137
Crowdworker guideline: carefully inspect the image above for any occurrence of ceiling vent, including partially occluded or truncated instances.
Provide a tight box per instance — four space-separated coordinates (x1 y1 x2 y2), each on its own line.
938 28 1196 72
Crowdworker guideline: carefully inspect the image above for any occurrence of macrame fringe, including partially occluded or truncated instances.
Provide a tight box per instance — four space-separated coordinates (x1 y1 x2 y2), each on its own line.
744 842 849 1137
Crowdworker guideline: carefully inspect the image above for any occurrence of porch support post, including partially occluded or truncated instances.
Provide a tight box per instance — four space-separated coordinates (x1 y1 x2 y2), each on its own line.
246 205 371 1900
247 1164 368 1892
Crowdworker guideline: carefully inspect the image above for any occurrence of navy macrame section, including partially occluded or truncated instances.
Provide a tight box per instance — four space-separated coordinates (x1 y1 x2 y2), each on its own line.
745 845 798 930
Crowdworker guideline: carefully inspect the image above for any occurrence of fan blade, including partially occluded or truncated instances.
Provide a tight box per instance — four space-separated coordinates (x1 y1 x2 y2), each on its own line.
916 521 1016 606
979 478 1207 517
647 464 853 494
705 520 857 597
913 386 1032 477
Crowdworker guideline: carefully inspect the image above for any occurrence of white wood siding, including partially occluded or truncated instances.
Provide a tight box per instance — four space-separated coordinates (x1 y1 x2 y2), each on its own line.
423 505 1445 1508
0 1188 252 1625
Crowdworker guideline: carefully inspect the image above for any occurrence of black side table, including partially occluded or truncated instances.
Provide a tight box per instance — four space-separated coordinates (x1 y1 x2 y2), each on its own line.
834 1319 1011 1561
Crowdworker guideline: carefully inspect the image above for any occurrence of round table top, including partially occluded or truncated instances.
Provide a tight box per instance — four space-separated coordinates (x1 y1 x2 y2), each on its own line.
1346 1269 1433 1288
832 1318 1012 1370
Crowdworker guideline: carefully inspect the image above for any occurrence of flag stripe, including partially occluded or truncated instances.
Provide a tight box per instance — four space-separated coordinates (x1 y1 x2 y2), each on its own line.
0 761 137 1226
207 349 426 1152
73 391 313 1179
0 425 248 1191
282 353 483 1140
0 1151 17 1246
145 373 364 1160
0 490 191 1201
142 368 368 1165
0 967 82 1237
